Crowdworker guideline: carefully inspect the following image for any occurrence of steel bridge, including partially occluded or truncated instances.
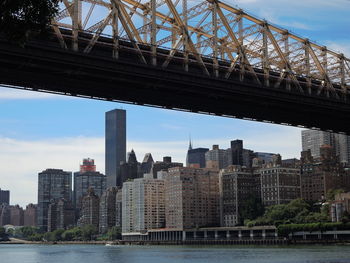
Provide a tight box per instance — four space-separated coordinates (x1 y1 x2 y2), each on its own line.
0 0 349 133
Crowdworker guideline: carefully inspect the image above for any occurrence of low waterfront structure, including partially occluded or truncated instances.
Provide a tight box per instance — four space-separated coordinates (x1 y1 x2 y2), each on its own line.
122 226 278 242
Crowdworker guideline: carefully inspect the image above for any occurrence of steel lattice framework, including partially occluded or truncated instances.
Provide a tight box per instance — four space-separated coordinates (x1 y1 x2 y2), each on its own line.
51 0 350 98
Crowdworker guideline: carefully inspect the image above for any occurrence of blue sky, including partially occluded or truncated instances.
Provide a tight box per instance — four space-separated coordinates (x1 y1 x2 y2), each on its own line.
0 0 349 207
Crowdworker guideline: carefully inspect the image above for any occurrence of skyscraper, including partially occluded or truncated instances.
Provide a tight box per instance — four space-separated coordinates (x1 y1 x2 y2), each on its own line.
231 140 243 166
37 169 72 231
301 130 333 159
302 130 350 165
186 140 209 168
205 145 229 170
73 158 106 212
105 109 126 188
0 189 10 205
119 149 142 184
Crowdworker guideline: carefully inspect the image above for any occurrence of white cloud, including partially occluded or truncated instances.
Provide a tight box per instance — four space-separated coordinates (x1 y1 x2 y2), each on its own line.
0 126 302 207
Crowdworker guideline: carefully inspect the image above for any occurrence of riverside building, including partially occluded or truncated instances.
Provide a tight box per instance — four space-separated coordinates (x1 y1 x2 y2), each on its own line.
259 165 301 206
122 176 165 233
219 166 260 227
77 188 100 228
99 187 118 234
37 169 72 231
165 167 220 230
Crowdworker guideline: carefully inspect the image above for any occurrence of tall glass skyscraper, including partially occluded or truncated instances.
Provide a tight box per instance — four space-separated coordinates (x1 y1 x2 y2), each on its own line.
105 109 126 188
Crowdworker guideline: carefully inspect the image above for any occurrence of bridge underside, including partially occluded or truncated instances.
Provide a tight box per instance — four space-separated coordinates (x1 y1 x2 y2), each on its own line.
0 36 349 134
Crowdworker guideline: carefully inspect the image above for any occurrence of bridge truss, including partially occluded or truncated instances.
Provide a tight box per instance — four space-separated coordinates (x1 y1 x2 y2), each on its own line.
51 0 350 99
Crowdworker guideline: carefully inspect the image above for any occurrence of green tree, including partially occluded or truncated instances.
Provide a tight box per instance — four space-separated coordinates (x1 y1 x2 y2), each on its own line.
27 233 44 241
240 194 264 223
81 225 98 241
43 231 54 242
107 227 121 241
62 227 82 241
0 226 9 241
0 0 59 44
16 226 40 239
326 189 345 201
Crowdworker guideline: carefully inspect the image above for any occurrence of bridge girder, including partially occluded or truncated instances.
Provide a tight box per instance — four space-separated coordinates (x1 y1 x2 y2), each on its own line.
51 0 350 96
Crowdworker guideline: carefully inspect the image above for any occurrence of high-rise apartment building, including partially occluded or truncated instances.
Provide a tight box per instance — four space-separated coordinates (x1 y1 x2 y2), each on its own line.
301 130 333 159
24 204 37 227
48 198 75 232
121 181 133 233
0 189 10 205
10 205 24 226
219 166 260 227
300 147 350 201
121 177 165 233
77 188 100 228
302 130 350 165
37 169 72 231
165 167 220 230
115 189 123 228
73 158 106 212
99 187 118 234
259 166 301 206
334 134 350 165
105 109 126 188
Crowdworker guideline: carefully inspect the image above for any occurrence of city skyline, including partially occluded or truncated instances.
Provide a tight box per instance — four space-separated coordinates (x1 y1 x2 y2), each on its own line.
0 0 349 207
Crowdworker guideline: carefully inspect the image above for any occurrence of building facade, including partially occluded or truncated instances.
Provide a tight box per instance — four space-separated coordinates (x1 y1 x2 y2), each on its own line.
77 188 100 228
119 150 142 185
48 198 75 232
151 157 183 179
0 189 10 205
99 187 118 234
300 147 350 201
165 167 220 230
0 204 10 226
186 147 209 168
122 177 165 233
73 159 106 213
105 109 126 188
24 204 37 227
121 181 134 233
230 140 243 166
205 145 229 170
219 166 260 227
260 166 301 206
115 189 123 228
37 169 72 231
10 205 24 226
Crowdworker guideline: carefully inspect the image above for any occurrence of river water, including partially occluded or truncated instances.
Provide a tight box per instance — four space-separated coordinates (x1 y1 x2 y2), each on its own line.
1 244 350 263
